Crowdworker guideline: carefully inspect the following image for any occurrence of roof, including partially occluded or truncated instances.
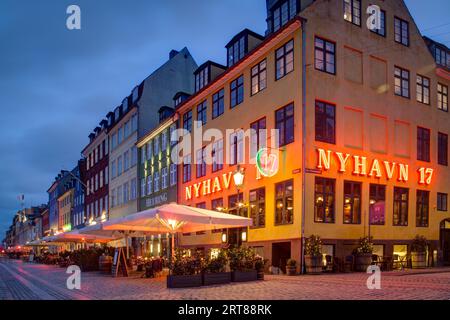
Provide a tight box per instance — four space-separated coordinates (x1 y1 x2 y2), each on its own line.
225 28 265 48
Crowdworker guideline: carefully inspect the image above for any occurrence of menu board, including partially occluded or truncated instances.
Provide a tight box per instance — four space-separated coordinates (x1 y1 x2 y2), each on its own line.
111 247 128 278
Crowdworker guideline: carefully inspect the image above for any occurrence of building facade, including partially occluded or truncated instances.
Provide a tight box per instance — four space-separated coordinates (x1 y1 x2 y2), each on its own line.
173 0 450 271
47 171 72 235
72 160 86 230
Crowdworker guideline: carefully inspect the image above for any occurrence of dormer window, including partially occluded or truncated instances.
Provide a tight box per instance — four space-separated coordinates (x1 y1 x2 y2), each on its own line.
195 67 209 92
271 0 298 33
436 47 449 68
122 98 129 113
228 36 245 67
132 87 139 103
114 108 121 122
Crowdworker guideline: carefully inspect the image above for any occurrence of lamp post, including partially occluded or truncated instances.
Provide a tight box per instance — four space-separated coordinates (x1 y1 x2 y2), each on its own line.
232 165 247 246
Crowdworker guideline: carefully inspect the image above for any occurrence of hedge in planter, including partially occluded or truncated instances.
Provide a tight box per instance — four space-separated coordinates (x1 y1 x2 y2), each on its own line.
168 249 203 288
202 250 231 286
305 235 323 274
228 247 258 282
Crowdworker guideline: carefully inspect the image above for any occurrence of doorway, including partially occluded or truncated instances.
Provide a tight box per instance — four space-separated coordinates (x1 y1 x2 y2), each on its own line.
440 219 450 265
272 242 291 274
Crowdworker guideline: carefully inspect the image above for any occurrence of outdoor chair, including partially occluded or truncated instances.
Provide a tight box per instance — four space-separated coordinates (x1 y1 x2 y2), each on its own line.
382 256 393 271
343 255 354 272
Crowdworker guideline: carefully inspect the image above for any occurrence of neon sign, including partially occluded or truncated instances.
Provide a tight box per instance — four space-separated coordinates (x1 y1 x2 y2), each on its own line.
316 148 434 185
185 172 233 200
256 148 279 178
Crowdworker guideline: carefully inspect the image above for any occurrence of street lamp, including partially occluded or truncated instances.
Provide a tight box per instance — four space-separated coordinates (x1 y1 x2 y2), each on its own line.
232 165 248 246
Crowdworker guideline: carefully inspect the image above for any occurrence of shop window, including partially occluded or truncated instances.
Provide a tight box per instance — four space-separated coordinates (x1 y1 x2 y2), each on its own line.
314 177 335 223
275 180 294 225
393 187 409 226
370 184 386 225
250 188 265 228
343 181 361 224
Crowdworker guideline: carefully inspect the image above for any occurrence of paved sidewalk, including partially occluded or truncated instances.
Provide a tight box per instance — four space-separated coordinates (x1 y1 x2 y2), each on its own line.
1 257 449 300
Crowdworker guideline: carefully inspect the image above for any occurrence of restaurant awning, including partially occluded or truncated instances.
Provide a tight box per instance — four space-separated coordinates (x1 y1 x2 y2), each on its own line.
79 223 153 238
103 202 253 234
49 229 114 243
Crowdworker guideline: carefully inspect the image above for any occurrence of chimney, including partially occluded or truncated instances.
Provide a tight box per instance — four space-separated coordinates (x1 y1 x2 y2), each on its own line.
169 50 179 59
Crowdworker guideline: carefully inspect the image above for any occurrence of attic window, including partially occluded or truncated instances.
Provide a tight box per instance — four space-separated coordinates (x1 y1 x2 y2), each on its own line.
132 87 139 103
272 0 298 33
228 36 246 67
195 67 209 92
122 98 129 112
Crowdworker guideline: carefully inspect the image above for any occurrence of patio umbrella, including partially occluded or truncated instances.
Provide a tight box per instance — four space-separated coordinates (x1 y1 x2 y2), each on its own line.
102 203 253 259
50 229 114 244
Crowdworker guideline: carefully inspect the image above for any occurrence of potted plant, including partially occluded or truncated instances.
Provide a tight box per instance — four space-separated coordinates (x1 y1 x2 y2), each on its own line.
202 250 231 286
286 259 297 276
411 235 428 269
304 235 323 274
228 247 258 282
354 236 374 272
167 249 203 288
254 256 267 280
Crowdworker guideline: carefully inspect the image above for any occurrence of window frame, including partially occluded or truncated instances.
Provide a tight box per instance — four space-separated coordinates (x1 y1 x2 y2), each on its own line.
343 0 362 27
437 193 448 212
394 16 410 47
343 180 362 225
251 59 267 96
394 66 410 99
230 75 244 108
275 103 295 147
196 100 207 127
438 132 448 166
416 75 430 105
212 89 225 119
370 8 386 37
369 184 386 226
416 190 430 228
315 100 336 144
417 127 431 163
438 83 448 112
393 187 409 227
249 187 266 229
274 180 294 226
314 177 336 224
275 39 294 80
314 36 336 75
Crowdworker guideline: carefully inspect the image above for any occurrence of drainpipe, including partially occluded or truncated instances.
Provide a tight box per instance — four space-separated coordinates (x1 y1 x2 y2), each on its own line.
300 17 307 275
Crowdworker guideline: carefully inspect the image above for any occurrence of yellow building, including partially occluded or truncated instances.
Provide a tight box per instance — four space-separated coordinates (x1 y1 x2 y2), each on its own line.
174 0 450 271
58 189 74 233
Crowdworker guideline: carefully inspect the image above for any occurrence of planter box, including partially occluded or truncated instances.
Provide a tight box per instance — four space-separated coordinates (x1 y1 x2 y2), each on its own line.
286 266 297 276
167 274 202 288
231 270 257 282
202 272 231 286
257 270 265 280
305 255 322 274
411 252 427 269
355 254 373 272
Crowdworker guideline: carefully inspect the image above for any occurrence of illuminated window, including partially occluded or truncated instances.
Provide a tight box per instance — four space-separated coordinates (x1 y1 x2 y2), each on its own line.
394 17 409 46
197 100 207 127
228 194 245 216
154 171 160 193
230 75 244 108
227 35 245 67
416 190 429 228
212 139 224 172
183 155 191 183
438 132 448 166
315 101 336 144
394 66 410 98
276 40 294 80
271 0 297 32
393 187 409 226
161 167 168 190
229 131 244 165
343 0 361 26
212 89 224 119
275 180 294 225
146 174 152 195
417 127 430 162
369 184 386 225
343 181 361 225
170 164 177 187
437 193 448 211
438 83 448 112
276 103 294 147
315 37 335 75
250 188 265 228
314 177 335 224
251 59 267 95
416 75 430 105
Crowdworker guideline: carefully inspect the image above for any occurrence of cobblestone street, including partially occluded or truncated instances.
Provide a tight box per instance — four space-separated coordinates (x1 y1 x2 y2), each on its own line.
1 257 450 300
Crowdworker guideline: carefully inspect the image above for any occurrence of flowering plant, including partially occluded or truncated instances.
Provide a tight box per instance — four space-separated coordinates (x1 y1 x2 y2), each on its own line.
356 236 374 254
305 235 322 257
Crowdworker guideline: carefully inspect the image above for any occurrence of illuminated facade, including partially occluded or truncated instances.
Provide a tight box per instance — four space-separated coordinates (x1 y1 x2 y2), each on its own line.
174 0 450 271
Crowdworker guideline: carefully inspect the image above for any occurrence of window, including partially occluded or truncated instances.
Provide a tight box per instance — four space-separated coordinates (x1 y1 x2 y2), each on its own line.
315 37 335 75
111 160 116 179
227 36 245 67
117 156 123 175
161 130 167 153
343 0 361 26
161 167 168 190
276 40 294 80
195 67 209 93
197 101 207 127
228 193 245 216
370 184 386 225
146 141 153 160
275 180 293 225
271 0 297 32
276 103 294 147
229 131 244 165
170 123 177 147
370 9 386 36
140 178 146 198
196 147 206 178
438 132 448 166
394 17 409 46
394 66 410 98
183 110 192 132
123 151 129 171
146 175 152 196
438 193 448 211
416 75 430 105
154 136 160 155
130 178 137 200
212 89 224 119
131 146 137 167
170 163 177 186
251 59 267 95
416 190 429 227
417 127 430 162
393 187 409 226
183 155 191 183
99 171 103 189
250 188 265 228
123 182 129 204
343 181 361 224
314 177 335 223
118 127 123 145
250 118 267 158
438 83 448 112
131 114 138 132
212 139 224 172
154 171 160 193
435 47 448 67
124 121 130 138
230 75 244 108
117 186 122 206
315 101 336 144
212 198 224 211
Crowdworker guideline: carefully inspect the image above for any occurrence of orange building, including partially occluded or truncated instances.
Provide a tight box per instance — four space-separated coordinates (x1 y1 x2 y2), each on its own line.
173 0 450 272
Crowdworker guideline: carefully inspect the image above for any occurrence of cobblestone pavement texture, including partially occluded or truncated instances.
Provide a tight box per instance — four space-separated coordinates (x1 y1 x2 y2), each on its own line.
1 257 449 300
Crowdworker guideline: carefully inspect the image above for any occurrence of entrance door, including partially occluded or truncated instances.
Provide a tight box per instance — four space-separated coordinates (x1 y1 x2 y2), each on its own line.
441 220 450 265
272 242 291 274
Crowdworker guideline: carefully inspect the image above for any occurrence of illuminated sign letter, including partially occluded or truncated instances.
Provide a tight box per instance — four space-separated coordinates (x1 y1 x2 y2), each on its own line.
222 172 233 189
185 186 192 201
398 164 409 182
212 176 222 193
317 149 331 170
418 167 434 185
202 179 211 196
193 183 202 198
369 159 382 178
383 161 396 180
335 152 350 173
353 156 367 176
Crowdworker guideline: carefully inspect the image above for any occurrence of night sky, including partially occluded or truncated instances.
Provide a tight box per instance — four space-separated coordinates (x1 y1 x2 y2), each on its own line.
1 0 449 238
